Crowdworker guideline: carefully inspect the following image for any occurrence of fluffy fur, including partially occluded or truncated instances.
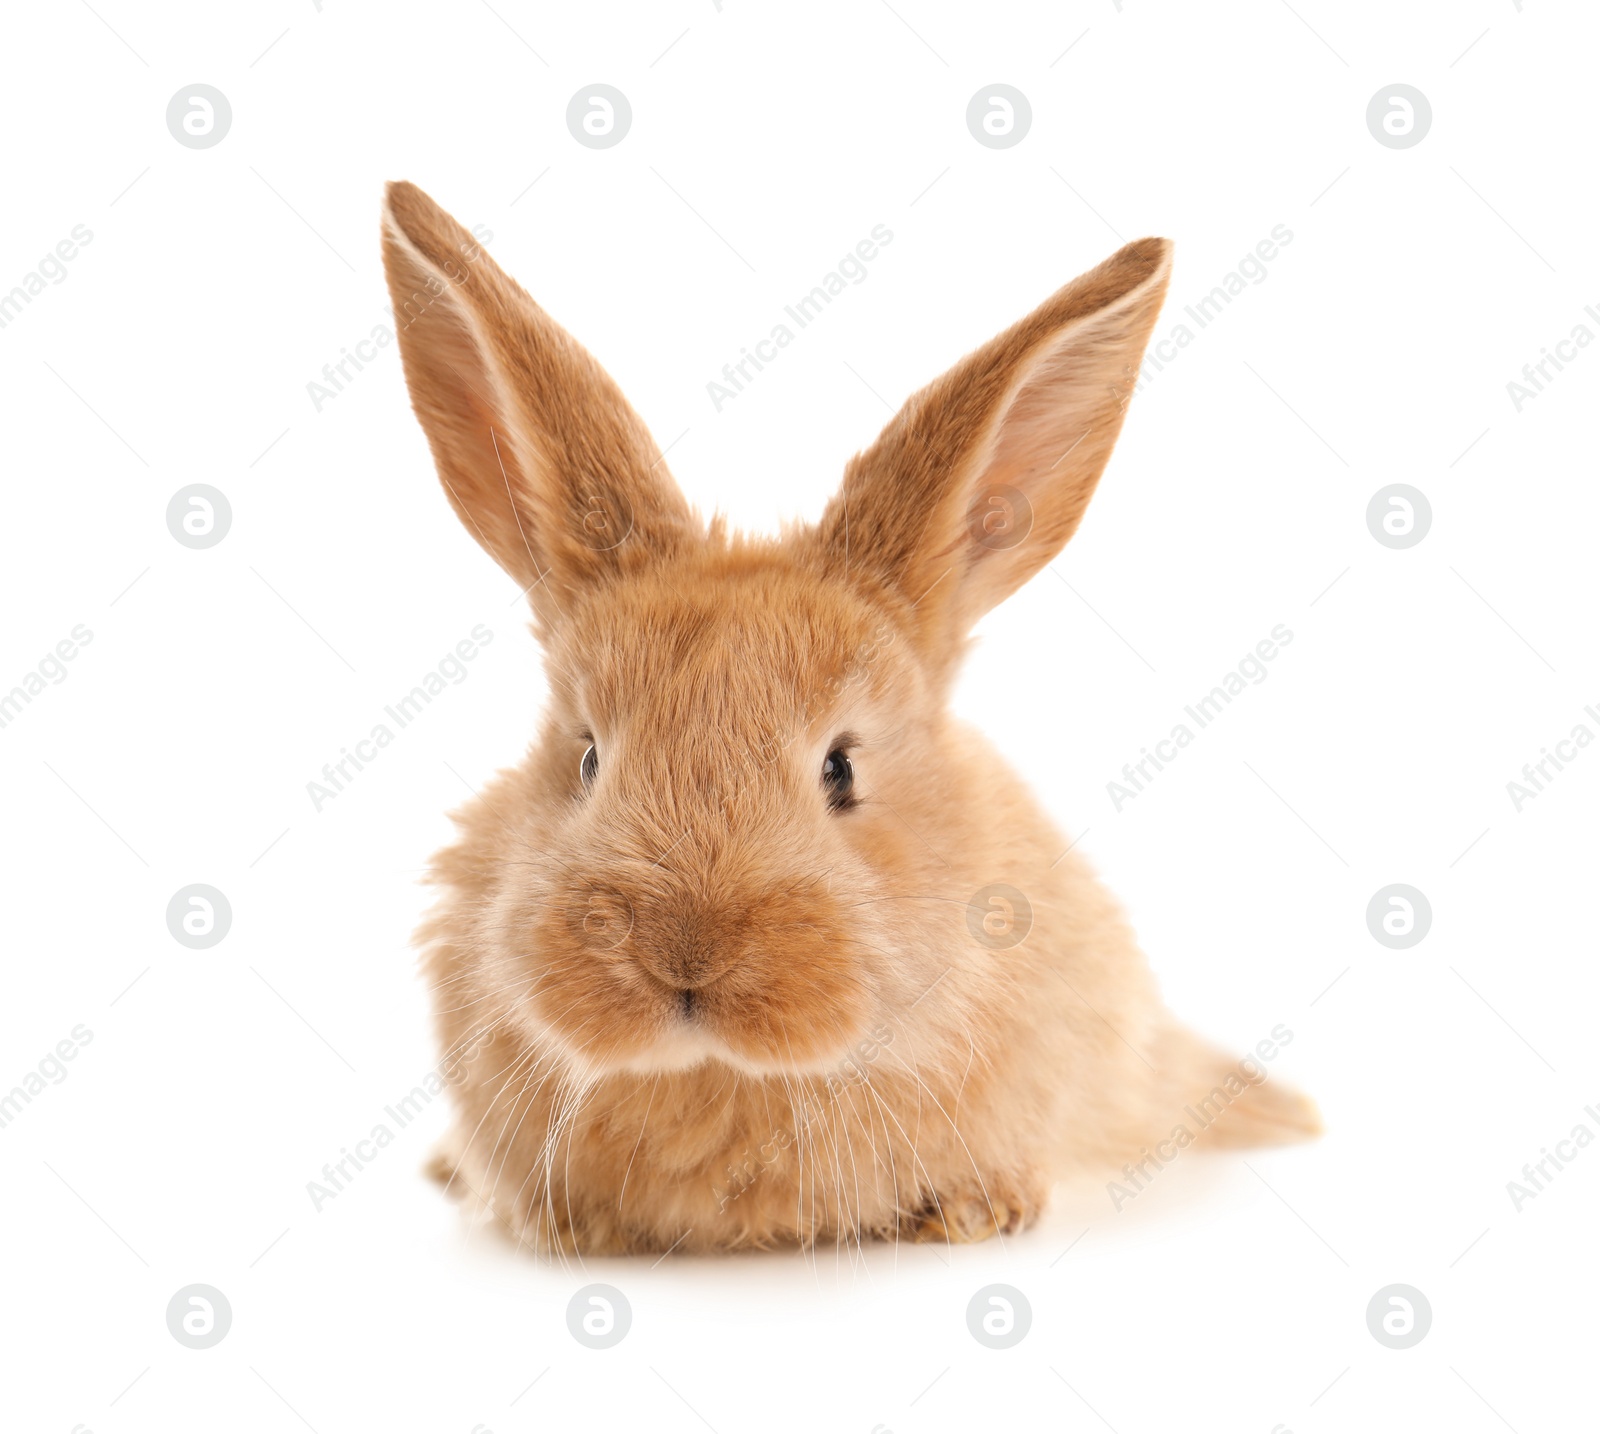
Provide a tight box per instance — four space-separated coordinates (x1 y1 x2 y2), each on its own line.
380 180 1319 1255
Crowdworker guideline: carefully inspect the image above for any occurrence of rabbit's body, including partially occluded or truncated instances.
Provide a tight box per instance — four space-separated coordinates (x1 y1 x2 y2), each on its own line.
381 182 1318 1256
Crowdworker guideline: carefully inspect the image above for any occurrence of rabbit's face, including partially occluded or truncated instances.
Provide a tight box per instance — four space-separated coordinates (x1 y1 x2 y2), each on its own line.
500 552 926 1077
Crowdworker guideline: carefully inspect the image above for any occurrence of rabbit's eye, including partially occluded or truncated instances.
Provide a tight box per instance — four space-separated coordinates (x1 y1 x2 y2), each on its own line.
822 747 855 810
580 743 599 788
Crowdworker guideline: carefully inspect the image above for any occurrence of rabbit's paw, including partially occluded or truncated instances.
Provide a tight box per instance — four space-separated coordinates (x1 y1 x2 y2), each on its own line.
902 1180 1040 1244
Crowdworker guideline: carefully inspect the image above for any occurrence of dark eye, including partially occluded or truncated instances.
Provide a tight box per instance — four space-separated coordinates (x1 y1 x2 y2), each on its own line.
822 747 855 810
580 743 599 788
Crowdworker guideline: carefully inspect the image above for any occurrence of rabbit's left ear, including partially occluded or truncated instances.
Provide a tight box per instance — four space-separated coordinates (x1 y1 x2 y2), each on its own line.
816 238 1172 653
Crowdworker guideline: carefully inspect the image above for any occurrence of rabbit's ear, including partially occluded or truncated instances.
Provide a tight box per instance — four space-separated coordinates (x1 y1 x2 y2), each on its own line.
817 238 1172 650
381 181 696 611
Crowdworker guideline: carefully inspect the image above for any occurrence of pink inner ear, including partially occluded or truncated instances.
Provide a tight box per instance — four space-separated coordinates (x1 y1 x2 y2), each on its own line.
953 301 1157 622
986 324 1126 492
381 183 700 610
383 228 541 591
811 237 1171 652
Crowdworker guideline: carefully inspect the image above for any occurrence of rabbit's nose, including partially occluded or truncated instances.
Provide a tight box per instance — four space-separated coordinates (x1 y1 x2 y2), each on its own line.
633 904 742 990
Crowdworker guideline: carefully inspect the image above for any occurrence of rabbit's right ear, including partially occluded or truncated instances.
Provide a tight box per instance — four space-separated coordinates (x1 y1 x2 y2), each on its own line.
380 181 697 615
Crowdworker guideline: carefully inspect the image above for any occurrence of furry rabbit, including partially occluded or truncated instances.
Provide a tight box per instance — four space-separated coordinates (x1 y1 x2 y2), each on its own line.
380 181 1318 1255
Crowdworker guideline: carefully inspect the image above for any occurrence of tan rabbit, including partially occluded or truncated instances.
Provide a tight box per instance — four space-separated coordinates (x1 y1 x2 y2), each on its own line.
380 181 1318 1255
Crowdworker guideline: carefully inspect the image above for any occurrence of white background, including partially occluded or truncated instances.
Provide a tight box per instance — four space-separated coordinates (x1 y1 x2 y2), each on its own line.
2 2 1596 1431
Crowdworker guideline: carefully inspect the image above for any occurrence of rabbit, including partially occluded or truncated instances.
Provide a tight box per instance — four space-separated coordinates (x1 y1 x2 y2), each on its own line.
379 180 1319 1256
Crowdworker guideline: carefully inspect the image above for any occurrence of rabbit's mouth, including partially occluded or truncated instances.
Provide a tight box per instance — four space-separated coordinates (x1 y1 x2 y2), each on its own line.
607 978 855 1078
541 961 878 1081
629 975 718 1072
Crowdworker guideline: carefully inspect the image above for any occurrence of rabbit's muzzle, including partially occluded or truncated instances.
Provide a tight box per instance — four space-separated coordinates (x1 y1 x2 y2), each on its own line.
625 898 748 993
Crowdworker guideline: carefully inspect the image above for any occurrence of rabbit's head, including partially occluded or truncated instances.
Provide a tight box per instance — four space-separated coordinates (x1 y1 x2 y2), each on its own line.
382 182 1170 1082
